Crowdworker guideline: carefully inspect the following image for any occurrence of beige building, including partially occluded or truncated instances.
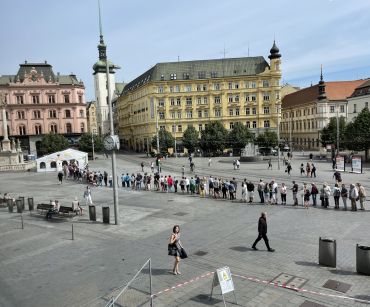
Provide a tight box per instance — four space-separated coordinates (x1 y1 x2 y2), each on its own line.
281 71 365 150
117 42 282 152
281 83 299 99
347 79 370 122
86 101 98 134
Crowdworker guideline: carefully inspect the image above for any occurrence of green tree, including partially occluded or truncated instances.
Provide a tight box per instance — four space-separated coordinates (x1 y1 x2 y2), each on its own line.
78 133 103 153
255 130 278 147
199 121 228 154
182 126 199 153
320 116 346 149
345 108 370 161
227 122 253 154
39 133 69 156
151 129 175 153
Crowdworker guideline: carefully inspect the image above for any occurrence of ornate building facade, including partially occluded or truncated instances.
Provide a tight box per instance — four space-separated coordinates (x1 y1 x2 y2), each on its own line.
117 42 282 152
0 61 86 156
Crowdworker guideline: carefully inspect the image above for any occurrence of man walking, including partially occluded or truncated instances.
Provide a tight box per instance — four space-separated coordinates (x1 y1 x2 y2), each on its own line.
252 212 275 252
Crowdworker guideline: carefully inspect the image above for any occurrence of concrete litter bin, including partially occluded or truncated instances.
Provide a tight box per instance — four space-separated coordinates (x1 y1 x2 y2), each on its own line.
28 198 34 211
356 244 370 275
89 205 96 221
319 237 336 268
102 206 110 224
16 199 23 213
19 196 25 210
7 199 14 213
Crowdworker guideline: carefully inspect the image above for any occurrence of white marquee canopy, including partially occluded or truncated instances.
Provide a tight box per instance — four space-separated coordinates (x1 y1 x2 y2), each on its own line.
36 148 88 172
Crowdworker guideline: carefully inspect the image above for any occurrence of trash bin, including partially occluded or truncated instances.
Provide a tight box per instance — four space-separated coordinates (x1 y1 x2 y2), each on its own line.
28 197 34 211
356 244 370 275
89 205 96 221
16 199 23 213
19 196 25 210
7 199 14 213
319 237 336 267
102 206 110 224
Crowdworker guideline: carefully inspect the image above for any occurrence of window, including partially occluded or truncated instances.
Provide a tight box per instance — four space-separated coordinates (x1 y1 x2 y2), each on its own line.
203 97 208 104
330 106 335 113
158 86 164 93
198 110 202 118
262 80 269 87
64 94 70 103
204 110 209 117
19 125 26 135
40 162 46 169
158 99 165 107
66 123 72 133
235 95 239 102
228 83 232 90
65 110 71 118
48 95 55 103
235 83 239 89
183 73 190 80
49 110 57 118
198 124 203 131
175 85 180 92
264 120 270 128
186 97 192 106
229 122 234 129
170 112 175 119
159 125 165 130
186 110 193 118
33 110 41 119
228 95 233 103
169 86 174 93
235 108 240 116
159 112 165 119
177 111 181 119
185 85 192 92
177 125 182 132
214 96 221 104
170 73 177 80
160 75 164 81
50 123 57 133
16 95 24 104
32 95 40 104
252 107 257 115
263 106 269 114
246 121 250 128
196 84 201 91
176 98 181 106
214 83 220 90
353 104 357 113
197 97 202 105
229 109 233 116
263 92 270 101
172 125 176 133
340 105 345 113
210 72 217 78
275 91 280 100
202 84 207 91
17 111 25 119
252 121 257 128
214 109 221 117
78 95 83 104
170 98 175 106
198 71 206 79
79 110 84 117
246 107 250 115
251 82 256 88
35 124 42 135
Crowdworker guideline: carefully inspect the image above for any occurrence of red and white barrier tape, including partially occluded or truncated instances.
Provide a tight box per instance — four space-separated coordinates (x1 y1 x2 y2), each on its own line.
151 271 370 305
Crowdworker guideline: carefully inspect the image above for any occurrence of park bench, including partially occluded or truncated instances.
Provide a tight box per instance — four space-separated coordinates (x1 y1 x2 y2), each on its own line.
37 203 53 212
58 206 74 216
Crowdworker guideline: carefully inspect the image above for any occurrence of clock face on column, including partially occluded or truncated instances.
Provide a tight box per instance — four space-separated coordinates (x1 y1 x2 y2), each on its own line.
104 135 115 151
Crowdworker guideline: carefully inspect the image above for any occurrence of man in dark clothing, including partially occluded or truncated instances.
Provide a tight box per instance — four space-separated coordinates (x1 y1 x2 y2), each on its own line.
333 171 342 182
252 212 274 252
103 171 108 186
57 171 63 184
292 181 299 205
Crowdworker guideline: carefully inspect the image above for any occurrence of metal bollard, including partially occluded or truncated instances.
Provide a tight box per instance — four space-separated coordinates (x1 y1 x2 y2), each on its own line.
102 206 110 224
21 213 24 229
19 196 25 210
28 197 34 211
89 205 96 221
16 199 23 213
7 199 14 213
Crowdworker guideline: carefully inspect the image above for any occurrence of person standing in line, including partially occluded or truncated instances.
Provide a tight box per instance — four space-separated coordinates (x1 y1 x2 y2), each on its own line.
300 163 305 176
57 171 64 184
103 171 108 186
84 186 93 206
357 183 366 210
311 183 318 207
252 212 275 252
349 183 358 211
271 180 278 205
121 173 126 187
236 159 240 170
181 165 185 177
306 163 311 177
333 183 341 209
180 177 185 194
169 225 183 275
241 182 247 203
268 158 272 170
280 183 287 205
292 181 299 206
323 183 331 208
109 174 113 187
247 181 255 203
222 180 228 199
263 182 270 205
72 197 83 215
341 184 348 211
257 179 265 203
168 175 173 192
311 163 317 177
208 158 212 167
303 184 310 209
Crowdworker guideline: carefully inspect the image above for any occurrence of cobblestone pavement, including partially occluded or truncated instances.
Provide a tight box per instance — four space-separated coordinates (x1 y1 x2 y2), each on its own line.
0 152 369 307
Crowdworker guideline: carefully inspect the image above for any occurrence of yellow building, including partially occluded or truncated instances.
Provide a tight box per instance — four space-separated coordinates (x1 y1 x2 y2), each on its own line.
86 101 98 134
117 42 282 152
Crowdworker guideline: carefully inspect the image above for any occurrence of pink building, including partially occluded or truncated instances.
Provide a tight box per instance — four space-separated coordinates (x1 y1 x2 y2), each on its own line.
0 61 87 156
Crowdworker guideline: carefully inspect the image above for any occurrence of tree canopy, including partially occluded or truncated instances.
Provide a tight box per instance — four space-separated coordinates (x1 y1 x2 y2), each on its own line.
254 130 278 147
182 126 199 153
78 133 103 153
199 121 228 154
227 122 253 152
151 129 175 153
39 133 69 156
320 116 346 149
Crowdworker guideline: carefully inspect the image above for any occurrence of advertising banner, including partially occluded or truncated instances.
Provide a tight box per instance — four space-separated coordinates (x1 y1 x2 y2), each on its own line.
336 155 345 172
351 156 362 174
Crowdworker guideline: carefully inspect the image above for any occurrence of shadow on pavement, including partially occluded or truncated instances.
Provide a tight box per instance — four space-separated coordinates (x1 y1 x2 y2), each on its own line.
230 246 254 252
329 269 357 276
295 261 318 267
189 294 223 305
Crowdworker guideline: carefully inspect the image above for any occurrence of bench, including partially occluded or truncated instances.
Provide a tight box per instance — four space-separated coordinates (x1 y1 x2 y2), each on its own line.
58 206 74 216
37 203 53 212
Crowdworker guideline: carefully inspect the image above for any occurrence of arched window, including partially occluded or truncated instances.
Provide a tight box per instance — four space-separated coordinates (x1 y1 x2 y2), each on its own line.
19 125 26 135
66 123 72 133
35 124 42 135
50 161 57 168
80 122 85 133
40 162 46 169
50 123 57 133
62 160 68 166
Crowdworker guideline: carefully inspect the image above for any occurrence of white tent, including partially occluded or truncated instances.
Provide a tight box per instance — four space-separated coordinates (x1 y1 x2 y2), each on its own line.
36 148 88 173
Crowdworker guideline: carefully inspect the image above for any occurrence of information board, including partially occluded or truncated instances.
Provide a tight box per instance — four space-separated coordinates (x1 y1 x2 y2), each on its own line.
216 267 234 294
336 155 345 172
352 156 362 174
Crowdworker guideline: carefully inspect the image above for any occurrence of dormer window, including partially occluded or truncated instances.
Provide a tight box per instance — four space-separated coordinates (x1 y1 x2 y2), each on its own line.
160 75 164 81
170 73 177 80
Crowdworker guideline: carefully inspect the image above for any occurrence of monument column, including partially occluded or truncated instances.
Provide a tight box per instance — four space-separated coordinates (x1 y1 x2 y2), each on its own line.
0 92 11 151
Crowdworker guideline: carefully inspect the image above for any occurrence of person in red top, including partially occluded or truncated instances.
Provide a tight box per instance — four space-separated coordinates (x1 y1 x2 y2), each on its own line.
168 175 173 192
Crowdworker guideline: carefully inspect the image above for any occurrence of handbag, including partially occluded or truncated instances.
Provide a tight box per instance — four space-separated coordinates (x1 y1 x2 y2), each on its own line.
179 247 188 259
168 244 177 256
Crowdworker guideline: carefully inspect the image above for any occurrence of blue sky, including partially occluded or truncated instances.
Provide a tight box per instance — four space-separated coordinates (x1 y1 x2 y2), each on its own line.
1 0 370 100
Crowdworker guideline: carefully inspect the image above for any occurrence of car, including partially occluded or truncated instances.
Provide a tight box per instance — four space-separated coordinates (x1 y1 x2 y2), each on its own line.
258 147 277 156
